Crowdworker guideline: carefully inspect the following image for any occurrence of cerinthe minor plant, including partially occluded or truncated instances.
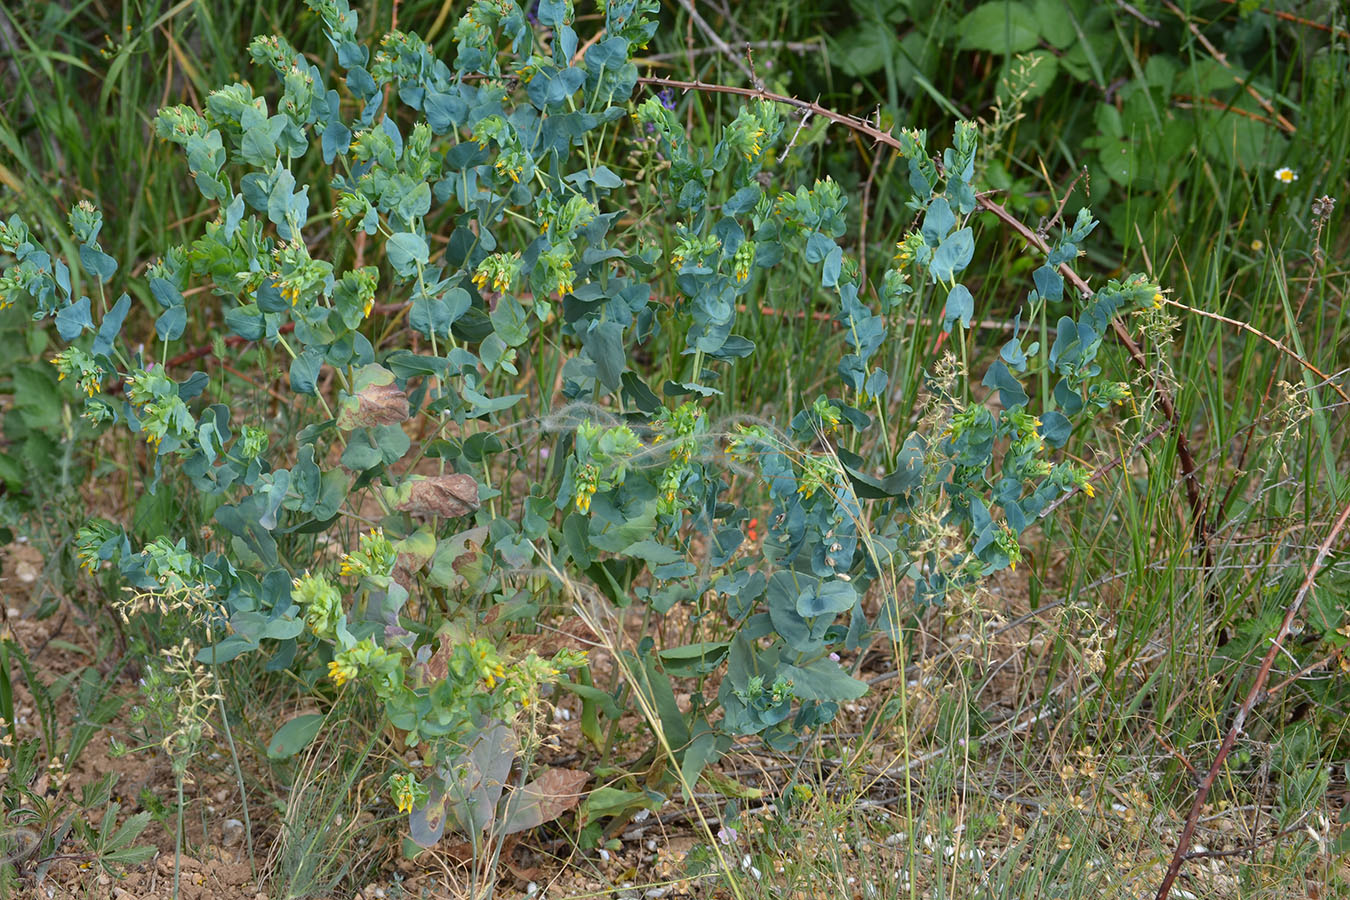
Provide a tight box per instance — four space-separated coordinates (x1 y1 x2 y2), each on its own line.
0 0 1162 856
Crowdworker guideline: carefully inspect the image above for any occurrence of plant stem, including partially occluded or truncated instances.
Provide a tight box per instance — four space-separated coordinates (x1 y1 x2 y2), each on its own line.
173 771 184 900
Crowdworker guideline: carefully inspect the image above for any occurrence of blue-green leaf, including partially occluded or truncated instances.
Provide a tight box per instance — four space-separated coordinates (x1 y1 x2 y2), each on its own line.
93 293 131 358
55 296 92 341
387 232 429 278
921 197 955 246
796 579 857 618
983 359 1028 409
289 347 324 394
779 657 868 701
156 306 187 342
931 228 974 282
942 283 974 331
78 245 117 281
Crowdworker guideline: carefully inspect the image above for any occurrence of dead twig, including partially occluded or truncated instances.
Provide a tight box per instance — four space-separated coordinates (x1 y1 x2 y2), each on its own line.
1163 0 1297 134
1158 297 1349 405
1036 165 1089 240
637 40 823 64
1214 0 1350 41
857 115 885 293
1154 497 1350 900
1181 813 1311 861
1115 0 1161 28
671 0 754 83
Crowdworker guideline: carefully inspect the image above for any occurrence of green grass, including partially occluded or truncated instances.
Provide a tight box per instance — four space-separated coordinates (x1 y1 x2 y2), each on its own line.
2 1 1349 898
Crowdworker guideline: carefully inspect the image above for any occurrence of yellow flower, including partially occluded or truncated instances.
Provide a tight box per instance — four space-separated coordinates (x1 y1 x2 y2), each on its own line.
1152 292 1164 309
744 126 764 162
484 662 505 689
328 659 355 686
1082 481 1095 499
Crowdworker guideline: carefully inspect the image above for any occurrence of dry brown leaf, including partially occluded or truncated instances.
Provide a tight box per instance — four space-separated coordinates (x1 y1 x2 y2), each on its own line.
500 768 590 835
336 365 410 428
392 474 480 518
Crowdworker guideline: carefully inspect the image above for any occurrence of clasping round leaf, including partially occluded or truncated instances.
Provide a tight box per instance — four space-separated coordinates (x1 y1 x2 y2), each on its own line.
795 579 856 618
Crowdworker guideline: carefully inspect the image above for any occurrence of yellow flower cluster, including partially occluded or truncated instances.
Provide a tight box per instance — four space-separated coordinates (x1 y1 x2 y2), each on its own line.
328 658 357 687
744 125 764 162
894 231 923 268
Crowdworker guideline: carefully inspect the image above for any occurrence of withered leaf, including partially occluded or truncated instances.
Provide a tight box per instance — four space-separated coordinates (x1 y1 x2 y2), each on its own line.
390 474 480 519
427 526 489 591
336 364 409 429
499 768 590 835
392 529 436 588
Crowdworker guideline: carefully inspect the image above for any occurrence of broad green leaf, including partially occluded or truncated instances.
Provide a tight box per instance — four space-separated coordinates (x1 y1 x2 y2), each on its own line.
957 2 1041 54
267 713 324 758
658 642 730 676
579 786 655 825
